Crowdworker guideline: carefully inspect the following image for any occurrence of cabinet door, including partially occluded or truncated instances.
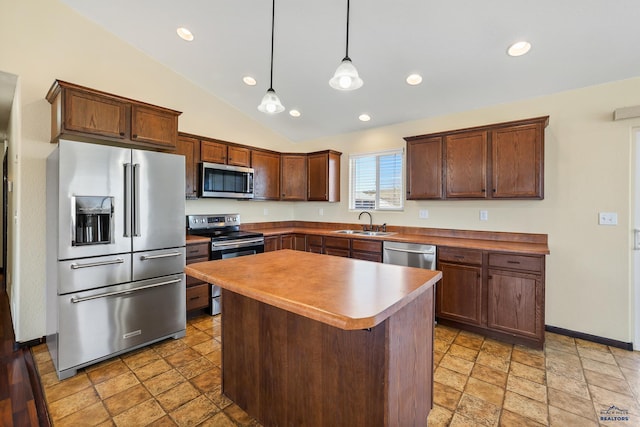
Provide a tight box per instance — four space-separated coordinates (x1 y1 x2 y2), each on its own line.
406 137 443 199
131 104 178 149
264 236 282 252
201 140 227 164
252 150 281 200
437 262 483 326
228 146 251 167
491 124 543 199
308 151 340 202
176 135 200 199
445 131 488 198
281 154 307 200
351 239 382 262
487 269 543 340
64 88 128 140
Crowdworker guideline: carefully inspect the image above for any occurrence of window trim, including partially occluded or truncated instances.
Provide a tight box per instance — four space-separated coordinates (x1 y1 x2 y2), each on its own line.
348 147 404 211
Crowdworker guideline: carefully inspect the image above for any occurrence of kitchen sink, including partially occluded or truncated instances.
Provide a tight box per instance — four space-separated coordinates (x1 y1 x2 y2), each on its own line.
333 230 396 237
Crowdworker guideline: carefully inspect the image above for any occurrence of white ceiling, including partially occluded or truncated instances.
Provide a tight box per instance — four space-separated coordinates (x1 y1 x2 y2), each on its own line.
59 0 640 143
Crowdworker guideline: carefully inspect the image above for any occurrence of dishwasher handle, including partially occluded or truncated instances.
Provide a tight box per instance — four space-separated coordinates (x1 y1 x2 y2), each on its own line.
384 246 435 255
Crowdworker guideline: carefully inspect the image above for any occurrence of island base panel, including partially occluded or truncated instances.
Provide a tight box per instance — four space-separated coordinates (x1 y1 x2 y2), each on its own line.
221 288 434 427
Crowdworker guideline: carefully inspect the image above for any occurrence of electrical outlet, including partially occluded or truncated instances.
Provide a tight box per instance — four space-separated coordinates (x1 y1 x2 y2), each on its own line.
598 212 618 225
263 208 269 216
479 210 488 221
319 208 324 216
419 209 429 219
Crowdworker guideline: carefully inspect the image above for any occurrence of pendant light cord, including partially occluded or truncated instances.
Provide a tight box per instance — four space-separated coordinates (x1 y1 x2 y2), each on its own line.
344 0 351 60
269 0 275 90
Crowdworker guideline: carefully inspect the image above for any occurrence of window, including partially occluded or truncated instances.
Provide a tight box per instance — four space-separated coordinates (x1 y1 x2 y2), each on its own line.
349 148 403 211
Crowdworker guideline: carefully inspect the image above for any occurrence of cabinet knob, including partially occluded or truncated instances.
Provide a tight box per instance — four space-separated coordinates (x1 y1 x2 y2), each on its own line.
119 132 125 137
132 134 137 138
492 189 496 193
481 188 486 193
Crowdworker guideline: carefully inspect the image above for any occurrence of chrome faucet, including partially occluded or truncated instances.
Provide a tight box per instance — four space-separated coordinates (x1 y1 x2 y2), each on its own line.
358 211 373 231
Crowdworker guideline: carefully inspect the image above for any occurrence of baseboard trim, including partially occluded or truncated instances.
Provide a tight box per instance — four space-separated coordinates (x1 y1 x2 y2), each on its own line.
545 325 633 351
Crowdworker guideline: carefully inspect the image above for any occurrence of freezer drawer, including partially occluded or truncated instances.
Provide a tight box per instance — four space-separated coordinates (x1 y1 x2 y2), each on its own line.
58 254 132 294
132 247 186 281
55 274 186 377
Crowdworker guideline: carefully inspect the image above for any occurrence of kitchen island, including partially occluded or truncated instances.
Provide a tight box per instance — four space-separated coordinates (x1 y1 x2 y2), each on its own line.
185 250 442 427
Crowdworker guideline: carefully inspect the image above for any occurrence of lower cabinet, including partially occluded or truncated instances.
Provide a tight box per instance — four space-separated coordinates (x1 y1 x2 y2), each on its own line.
323 236 350 257
282 234 306 251
351 239 382 262
264 235 282 252
185 241 210 313
437 247 545 348
306 235 324 254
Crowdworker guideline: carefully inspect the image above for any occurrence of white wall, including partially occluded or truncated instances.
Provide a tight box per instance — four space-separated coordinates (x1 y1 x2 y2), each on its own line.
1 0 639 345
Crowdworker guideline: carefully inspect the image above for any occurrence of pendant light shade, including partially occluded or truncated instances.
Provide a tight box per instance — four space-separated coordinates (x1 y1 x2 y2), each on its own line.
258 0 284 114
330 0 363 91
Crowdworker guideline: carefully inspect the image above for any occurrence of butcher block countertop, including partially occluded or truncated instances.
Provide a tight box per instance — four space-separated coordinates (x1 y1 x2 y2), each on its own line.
184 249 442 330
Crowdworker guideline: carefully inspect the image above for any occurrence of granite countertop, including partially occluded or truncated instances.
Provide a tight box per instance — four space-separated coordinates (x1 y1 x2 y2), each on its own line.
184 249 441 330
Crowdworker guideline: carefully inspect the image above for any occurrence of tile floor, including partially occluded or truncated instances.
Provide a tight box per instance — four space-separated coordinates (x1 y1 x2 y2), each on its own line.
30 315 640 426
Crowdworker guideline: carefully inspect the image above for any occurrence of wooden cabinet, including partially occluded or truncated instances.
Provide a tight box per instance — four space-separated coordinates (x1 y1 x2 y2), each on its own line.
264 235 282 252
252 150 281 200
282 234 306 251
437 246 545 348
307 150 341 202
487 253 545 343
176 134 200 199
201 139 250 167
351 239 382 262
323 236 350 258
437 248 484 326
405 116 548 200
406 136 443 199
46 80 180 149
281 154 307 201
306 235 324 254
185 240 210 312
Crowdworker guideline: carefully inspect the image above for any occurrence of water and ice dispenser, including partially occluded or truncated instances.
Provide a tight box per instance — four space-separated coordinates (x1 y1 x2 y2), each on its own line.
72 196 114 245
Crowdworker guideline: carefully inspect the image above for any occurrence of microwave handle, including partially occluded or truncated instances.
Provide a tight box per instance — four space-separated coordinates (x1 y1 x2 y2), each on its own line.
247 171 253 193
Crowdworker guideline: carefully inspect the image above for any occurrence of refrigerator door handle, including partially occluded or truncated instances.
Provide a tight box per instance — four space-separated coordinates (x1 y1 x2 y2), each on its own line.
70 257 125 270
133 163 141 237
140 252 182 261
124 163 132 237
70 278 182 304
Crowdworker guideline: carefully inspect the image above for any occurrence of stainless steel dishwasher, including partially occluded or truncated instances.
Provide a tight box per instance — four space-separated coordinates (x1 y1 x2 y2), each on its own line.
383 241 437 269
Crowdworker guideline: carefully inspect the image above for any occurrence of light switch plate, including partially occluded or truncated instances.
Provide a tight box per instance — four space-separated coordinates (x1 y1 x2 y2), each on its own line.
419 209 429 219
480 210 488 221
599 212 618 225
319 208 324 216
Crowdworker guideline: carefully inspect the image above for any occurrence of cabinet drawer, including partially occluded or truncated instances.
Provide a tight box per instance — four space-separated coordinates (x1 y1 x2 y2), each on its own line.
352 239 382 252
186 243 209 259
352 251 382 263
307 235 323 246
489 253 542 272
438 247 483 265
186 283 209 311
324 236 350 249
325 248 350 258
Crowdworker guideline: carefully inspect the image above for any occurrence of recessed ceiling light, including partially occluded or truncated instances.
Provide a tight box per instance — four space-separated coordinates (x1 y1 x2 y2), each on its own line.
289 109 301 117
359 114 371 122
406 74 423 85
176 27 194 42
507 41 531 57
243 76 257 86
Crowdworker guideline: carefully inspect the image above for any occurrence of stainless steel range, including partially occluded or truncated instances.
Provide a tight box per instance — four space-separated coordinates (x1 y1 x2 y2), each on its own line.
186 214 264 314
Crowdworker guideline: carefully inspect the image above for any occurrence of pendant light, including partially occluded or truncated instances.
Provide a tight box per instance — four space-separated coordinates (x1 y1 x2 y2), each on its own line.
258 0 285 114
329 0 363 91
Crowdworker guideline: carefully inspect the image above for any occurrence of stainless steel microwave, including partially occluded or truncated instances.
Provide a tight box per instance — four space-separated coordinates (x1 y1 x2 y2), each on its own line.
200 162 254 199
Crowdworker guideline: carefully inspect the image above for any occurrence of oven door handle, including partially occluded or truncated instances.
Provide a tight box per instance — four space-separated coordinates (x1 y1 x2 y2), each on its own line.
212 239 264 248
70 278 182 304
139 252 183 261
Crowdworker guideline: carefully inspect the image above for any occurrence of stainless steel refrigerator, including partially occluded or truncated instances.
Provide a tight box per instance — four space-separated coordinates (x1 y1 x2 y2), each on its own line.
46 139 186 380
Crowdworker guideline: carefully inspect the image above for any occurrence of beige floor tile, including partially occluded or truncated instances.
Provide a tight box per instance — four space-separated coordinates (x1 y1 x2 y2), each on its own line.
620 366 640 398
499 409 546 426
449 413 479 426
55 401 111 426
511 347 545 370
48 386 101 422
176 356 216 380
156 381 201 412
434 350 445 367
427 405 454 427
43 372 93 403
476 351 510 373
439 353 475 376
152 338 189 358
613 351 640 370
471 363 508 388
143 369 187 396
545 332 575 346
454 332 485 351
547 387 596 420
464 377 504 406
433 381 462 411
204 349 222 367
191 337 221 356
546 371 590 400
205 385 233 410
164 347 202 369
588 384 640 416
544 339 578 355
133 358 172 382
223 403 256 426
181 330 211 347
502 391 548 425
481 338 513 360
198 412 238 427
120 347 161 371
94 371 140 400
577 345 617 365
448 343 479 362
190 367 222 393
434 325 459 343
112 398 166 427
146 415 178 426
575 338 610 352
169 395 219 426
584 368 633 396
545 350 584 382
87 360 131 385
434 366 469 392
434 338 452 353
103 383 153 417
548 405 598 427
456 393 501 426
581 357 624 379
506 375 547 403
509 361 545 384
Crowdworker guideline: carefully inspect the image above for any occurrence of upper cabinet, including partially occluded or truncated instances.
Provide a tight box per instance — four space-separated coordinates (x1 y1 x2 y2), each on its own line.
281 154 307 201
405 116 548 200
46 80 181 150
201 139 250 167
307 150 341 202
252 149 281 200
176 133 201 199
